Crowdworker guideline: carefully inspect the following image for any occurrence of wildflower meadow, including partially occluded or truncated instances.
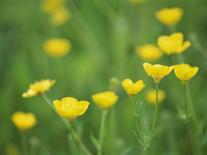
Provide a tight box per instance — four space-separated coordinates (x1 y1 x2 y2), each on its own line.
1 0 207 155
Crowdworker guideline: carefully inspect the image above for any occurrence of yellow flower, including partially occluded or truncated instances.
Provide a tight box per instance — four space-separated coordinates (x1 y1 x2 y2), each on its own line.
92 91 118 109
42 0 64 14
174 64 199 81
158 33 191 55
43 38 71 58
22 79 55 98
121 79 145 95
143 63 173 83
155 7 183 26
145 89 166 105
53 97 90 119
11 112 37 130
51 7 71 26
137 44 162 61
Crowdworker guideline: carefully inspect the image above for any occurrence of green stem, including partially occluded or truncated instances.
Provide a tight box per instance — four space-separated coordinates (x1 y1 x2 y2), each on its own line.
20 132 28 155
98 110 108 155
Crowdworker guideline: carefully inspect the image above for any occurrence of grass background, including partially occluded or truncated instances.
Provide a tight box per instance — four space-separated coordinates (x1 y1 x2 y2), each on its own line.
1 0 207 154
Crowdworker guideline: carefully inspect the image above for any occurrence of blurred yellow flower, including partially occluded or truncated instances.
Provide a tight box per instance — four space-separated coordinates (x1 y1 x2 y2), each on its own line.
11 112 37 130
158 33 191 55
53 97 90 119
174 64 199 81
42 0 64 14
146 89 166 104
43 38 71 58
92 91 118 109
137 44 162 61
51 7 71 26
121 79 145 95
130 0 145 5
22 79 55 98
6 144 20 155
155 8 183 26
143 63 173 83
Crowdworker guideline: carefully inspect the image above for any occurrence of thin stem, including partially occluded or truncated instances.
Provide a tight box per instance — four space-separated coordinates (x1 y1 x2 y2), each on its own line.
20 132 28 155
98 110 108 155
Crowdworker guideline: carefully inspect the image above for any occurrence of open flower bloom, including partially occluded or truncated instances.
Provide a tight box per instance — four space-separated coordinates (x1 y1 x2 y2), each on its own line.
92 91 118 109
143 63 173 83
43 38 71 58
136 44 162 61
42 0 64 14
53 97 90 119
122 79 145 95
22 79 55 98
11 112 37 130
174 64 199 81
158 33 191 55
51 7 70 26
155 7 183 26
145 89 166 105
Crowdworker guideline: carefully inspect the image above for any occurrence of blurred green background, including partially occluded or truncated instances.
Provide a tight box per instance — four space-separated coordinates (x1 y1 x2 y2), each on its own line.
1 0 207 154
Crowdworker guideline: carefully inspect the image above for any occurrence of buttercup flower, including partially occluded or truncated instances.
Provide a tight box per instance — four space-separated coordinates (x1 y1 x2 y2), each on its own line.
143 63 173 83
22 79 55 98
146 89 166 104
51 7 70 26
11 112 37 130
155 7 183 26
43 38 71 58
92 91 118 109
122 79 145 95
174 64 199 81
42 0 64 14
137 44 162 61
158 33 191 55
53 97 90 119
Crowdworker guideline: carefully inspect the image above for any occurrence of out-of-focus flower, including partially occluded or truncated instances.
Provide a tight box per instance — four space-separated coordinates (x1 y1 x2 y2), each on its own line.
129 0 145 5
22 79 55 98
136 44 162 61
92 91 118 109
121 79 145 96
42 0 64 14
155 7 183 26
53 97 90 119
109 77 119 90
43 38 71 58
6 144 20 155
51 7 71 26
11 112 37 130
143 63 173 84
174 64 199 81
158 33 191 55
145 89 165 104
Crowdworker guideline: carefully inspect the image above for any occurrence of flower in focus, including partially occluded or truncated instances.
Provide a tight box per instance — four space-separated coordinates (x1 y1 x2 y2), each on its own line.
157 33 191 55
53 97 90 119
11 112 37 130
92 91 118 109
22 79 55 98
145 89 166 105
51 7 71 26
136 44 162 61
43 38 71 58
174 64 199 81
121 79 145 96
143 63 173 83
155 7 183 26
42 0 64 14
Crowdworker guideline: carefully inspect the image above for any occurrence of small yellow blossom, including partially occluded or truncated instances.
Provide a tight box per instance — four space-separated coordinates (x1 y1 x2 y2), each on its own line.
158 33 191 55
143 63 173 83
11 112 37 130
146 89 166 104
22 79 55 98
51 7 71 26
92 91 118 109
53 97 89 119
174 64 199 81
42 0 64 14
121 79 145 95
155 8 183 26
137 44 162 61
43 38 71 58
